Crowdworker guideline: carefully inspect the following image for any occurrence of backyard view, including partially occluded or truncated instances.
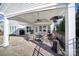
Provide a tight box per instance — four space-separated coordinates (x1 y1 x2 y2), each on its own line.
0 18 65 56
0 15 4 45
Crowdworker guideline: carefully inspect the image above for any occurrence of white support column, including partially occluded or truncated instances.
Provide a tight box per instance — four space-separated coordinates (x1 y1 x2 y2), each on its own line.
65 4 76 56
3 17 9 47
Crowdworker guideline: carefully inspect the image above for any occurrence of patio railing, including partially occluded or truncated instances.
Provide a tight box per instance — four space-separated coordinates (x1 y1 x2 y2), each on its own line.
64 37 78 56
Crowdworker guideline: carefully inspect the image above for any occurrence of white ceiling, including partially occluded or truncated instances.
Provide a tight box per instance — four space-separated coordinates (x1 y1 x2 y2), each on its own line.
0 3 54 16
8 7 66 24
0 3 67 24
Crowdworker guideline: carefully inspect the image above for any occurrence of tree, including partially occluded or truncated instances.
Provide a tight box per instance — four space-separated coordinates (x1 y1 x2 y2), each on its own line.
76 5 79 56
56 18 65 35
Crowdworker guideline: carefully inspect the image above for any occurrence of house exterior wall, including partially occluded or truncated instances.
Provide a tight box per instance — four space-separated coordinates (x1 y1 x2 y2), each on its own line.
9 20 30 35
8 20 51 35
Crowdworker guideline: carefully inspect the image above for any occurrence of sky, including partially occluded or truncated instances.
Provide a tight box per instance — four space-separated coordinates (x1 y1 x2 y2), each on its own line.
75 3 79 12
0 15 4 20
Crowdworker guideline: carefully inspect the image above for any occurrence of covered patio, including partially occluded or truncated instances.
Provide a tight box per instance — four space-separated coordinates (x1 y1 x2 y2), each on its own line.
0 3 76 56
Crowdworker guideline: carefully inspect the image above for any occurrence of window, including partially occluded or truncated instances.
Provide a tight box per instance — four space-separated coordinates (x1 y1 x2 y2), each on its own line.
12 26 14 33
26 26 31 32
10 26 15 34
27 26 29 32
39 26 42 32
35 26 38 32
48 25 50 30
43 26 46 32
13 26 16 33
29 27 31 32
15 26 16 32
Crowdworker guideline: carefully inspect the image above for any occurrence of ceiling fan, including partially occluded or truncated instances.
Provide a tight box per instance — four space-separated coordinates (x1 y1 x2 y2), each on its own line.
34 12 42 23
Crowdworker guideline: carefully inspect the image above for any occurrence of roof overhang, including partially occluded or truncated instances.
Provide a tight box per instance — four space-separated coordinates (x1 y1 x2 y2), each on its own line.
6 3 67 18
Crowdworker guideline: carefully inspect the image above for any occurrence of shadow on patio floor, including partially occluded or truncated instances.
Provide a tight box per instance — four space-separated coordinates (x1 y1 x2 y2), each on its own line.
30 40 63 56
